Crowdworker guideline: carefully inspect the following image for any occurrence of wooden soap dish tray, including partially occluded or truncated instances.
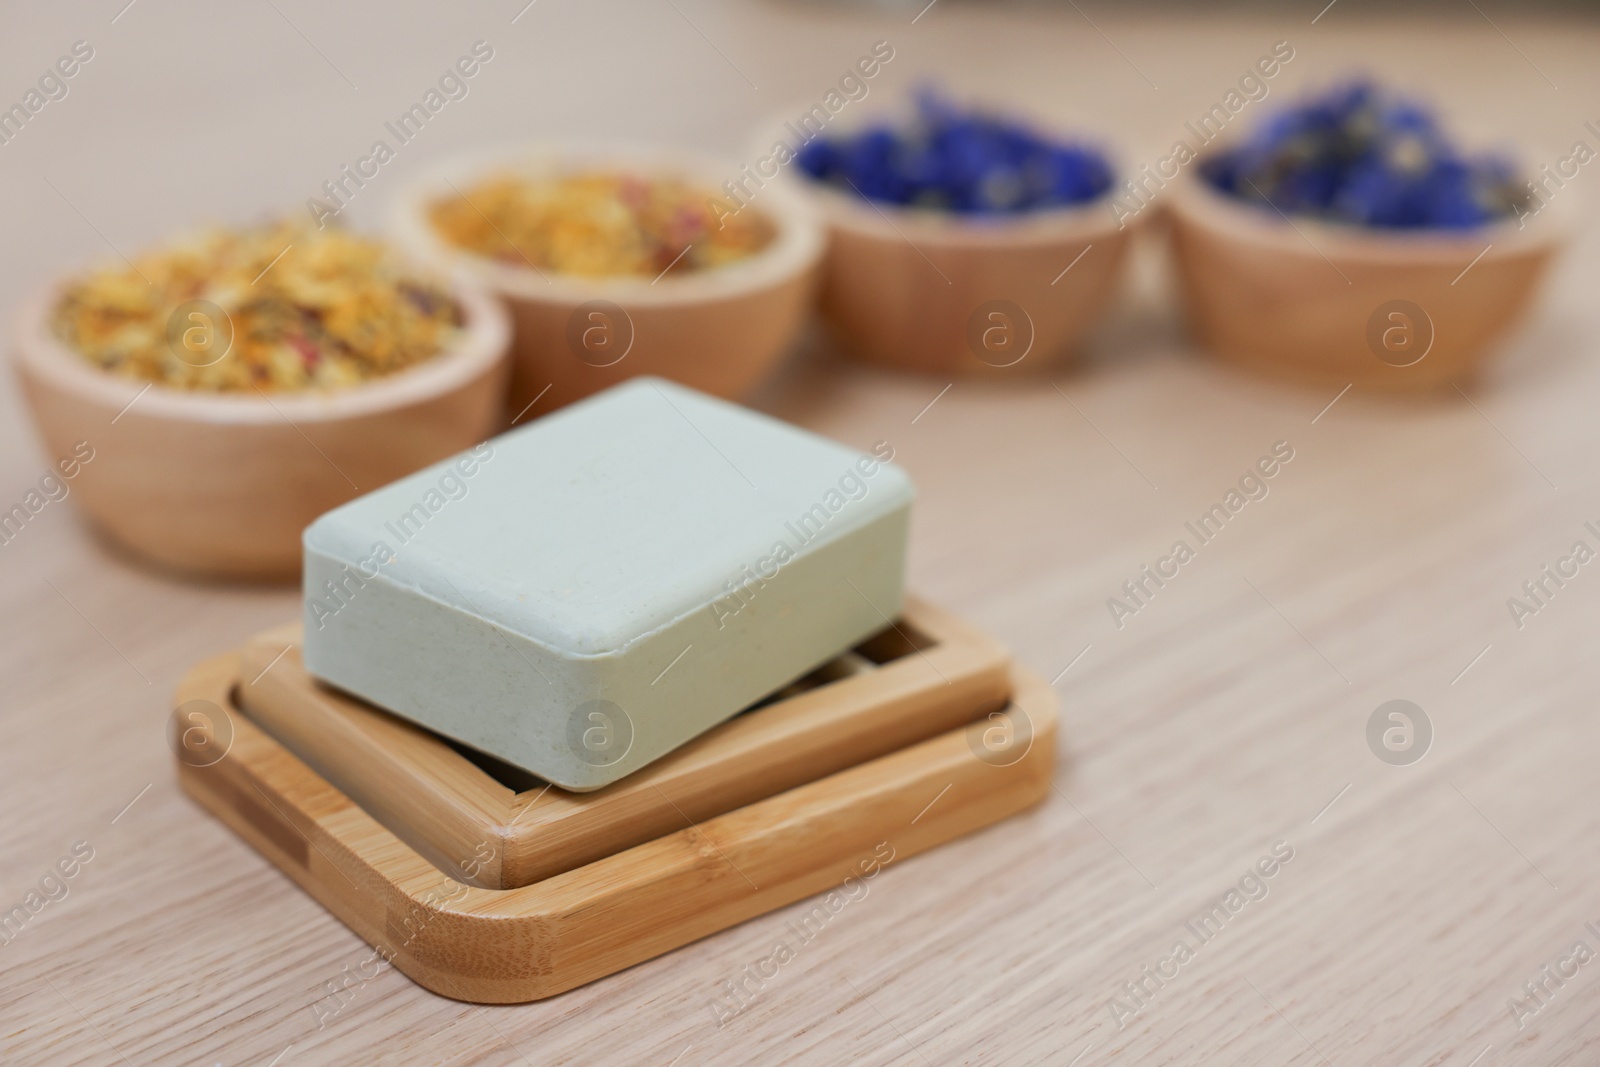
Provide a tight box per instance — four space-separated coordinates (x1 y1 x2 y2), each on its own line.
173 634 1056 1004
236 595 1012 889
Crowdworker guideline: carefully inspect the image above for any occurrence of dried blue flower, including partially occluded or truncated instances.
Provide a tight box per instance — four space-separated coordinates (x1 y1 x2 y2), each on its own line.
796 89 1113 215
1201 81 1527 229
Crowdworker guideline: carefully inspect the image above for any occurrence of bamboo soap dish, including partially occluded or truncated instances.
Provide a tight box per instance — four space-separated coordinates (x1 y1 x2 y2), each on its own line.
172 607 1056 1004
236 596 1011 889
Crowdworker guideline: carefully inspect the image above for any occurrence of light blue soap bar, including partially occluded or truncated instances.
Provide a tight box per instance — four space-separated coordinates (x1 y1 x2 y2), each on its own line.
301 377 912 791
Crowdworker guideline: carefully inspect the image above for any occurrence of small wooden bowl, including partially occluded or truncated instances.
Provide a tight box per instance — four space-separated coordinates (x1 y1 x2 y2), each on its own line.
389 145 824 415
799 184 1132 376
767 115 1132 376
1166 170 1567 392
13 279 509 582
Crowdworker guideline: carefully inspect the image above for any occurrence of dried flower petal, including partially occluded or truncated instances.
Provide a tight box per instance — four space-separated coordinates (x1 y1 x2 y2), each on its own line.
429 172 776 278
795 88 1114 215
1200 81 1530 229
52 221 462 393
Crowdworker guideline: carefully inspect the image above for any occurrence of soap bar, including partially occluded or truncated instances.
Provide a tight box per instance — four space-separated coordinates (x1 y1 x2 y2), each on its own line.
301 377 913 791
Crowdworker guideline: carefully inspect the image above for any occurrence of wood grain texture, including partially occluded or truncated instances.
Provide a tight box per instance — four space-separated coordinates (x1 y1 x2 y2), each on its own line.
807 181 1133 375
235 596 1013 889
1165 173 1565 392
5 8 1600 1067
178 648 1054 1003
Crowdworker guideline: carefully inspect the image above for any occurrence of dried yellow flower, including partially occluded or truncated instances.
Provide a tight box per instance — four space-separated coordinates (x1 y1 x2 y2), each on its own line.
52 222 462 393
429 172 775 278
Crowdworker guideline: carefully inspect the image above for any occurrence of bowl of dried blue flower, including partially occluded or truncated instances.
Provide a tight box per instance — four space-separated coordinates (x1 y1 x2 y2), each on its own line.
1167 81 1565 392
773 91 1130 375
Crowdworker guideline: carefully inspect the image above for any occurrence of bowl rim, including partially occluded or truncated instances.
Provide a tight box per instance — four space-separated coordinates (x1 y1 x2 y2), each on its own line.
788 177 1128 247
14 269 511 425
1166 153 1572 264
388 141 826 306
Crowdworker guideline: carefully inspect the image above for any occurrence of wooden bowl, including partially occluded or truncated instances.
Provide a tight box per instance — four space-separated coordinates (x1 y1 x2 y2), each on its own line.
13 279 510 582
764 110 1133 376
797 183 1132 376
389 145 824 415
1166 170 1567 392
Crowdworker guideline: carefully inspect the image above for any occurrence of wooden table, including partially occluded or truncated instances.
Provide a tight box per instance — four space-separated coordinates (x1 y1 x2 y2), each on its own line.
4 3 1599 1063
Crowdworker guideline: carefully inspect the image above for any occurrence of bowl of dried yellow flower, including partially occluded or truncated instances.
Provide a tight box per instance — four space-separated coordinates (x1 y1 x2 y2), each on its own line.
14 222 509 581
391 144 823 414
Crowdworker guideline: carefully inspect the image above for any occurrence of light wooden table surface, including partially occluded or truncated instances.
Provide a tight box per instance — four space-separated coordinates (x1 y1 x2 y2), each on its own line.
4 3 1599 1064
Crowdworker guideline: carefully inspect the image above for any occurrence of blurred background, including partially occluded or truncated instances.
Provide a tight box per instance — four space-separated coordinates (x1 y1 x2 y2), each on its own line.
1 0 1591 269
